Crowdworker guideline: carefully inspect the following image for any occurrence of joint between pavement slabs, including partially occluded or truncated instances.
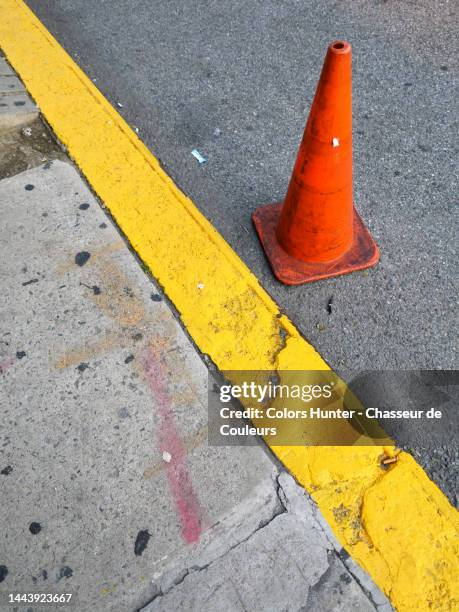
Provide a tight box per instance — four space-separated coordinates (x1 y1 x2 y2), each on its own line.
140 471 390 612
0 1 457 610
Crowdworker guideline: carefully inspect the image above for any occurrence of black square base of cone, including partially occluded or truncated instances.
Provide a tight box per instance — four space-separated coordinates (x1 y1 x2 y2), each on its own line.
252 202 380 285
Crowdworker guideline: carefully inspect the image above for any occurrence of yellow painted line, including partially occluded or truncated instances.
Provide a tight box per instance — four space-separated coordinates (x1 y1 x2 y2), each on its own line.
1 1 457 609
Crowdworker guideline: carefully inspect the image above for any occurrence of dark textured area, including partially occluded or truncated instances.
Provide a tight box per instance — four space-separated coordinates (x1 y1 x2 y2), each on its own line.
0 117 65 179
134 530 151 556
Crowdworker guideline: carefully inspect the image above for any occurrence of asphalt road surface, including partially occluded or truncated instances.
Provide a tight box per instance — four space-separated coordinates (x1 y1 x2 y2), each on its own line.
23 1 457 504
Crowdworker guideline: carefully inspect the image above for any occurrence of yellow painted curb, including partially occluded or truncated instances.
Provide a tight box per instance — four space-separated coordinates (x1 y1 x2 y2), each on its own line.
1 1 457 609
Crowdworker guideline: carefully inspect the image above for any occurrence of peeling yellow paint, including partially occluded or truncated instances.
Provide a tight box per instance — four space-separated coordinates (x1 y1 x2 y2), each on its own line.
1 1 457 609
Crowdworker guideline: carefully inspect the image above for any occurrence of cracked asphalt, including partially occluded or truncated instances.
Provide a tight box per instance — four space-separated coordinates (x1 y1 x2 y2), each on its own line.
23 0 458 505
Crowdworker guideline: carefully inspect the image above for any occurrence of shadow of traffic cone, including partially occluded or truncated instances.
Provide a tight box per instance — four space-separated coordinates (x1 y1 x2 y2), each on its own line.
252 40 379 285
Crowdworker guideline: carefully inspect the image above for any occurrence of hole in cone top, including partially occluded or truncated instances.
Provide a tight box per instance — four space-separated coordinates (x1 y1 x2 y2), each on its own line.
330 41 350 53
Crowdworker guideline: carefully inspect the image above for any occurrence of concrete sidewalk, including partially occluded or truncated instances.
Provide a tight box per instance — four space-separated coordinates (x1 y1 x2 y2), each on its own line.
0 66 390 612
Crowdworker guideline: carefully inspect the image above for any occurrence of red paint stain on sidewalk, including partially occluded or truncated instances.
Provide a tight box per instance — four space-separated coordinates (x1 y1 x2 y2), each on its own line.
143 347 202 543
0 356 15 373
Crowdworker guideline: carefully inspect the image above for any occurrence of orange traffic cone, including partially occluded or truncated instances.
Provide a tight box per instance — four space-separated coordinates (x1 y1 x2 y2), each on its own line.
252 41 379 285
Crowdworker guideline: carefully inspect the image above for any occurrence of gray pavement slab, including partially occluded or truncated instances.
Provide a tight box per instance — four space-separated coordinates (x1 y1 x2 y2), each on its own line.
0 75 24 95
142 473 387 612
0 54 37 128
0 58 15 76
0 158 387 611
0 92 37 127
20 0 458 504
0 160 276 611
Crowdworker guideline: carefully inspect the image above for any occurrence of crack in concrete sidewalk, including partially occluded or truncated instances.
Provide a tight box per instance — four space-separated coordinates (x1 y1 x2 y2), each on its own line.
140 472 391 612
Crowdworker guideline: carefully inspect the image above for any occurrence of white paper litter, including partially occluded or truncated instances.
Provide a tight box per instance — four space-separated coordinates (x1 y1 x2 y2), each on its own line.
191 149 207 164
162 451 172 463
